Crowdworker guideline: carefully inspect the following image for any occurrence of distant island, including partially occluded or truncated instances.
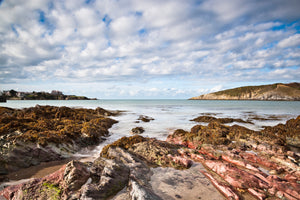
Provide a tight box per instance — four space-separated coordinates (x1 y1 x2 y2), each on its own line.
190 82 300 101
0 90 97 101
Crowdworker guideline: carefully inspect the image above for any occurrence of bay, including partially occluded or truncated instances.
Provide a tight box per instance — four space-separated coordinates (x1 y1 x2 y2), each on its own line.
2 99 300 158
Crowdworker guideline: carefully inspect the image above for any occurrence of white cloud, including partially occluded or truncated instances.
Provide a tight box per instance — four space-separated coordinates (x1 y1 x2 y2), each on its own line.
278 34 300 48
0 0 299 98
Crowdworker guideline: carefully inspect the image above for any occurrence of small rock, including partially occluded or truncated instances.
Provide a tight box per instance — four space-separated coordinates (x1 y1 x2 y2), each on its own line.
131 127 145 135
138 115 154 122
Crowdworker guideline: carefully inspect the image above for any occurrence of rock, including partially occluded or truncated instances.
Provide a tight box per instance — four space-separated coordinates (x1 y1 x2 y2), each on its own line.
100 135 147 158
191 115 250 124
0 105 117 174
0 164 66 200
105 147 162 200
129 179 162 200
131 127 145 135
167 116 300 200
1 114 300 200
201 171 239 200
63 160 89 191
81 157 130 199
138 115 154 122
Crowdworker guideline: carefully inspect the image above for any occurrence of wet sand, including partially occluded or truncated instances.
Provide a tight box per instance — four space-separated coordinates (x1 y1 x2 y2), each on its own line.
150 163 225 200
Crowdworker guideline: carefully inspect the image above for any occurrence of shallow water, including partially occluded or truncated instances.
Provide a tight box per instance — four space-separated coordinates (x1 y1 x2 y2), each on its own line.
3 100 300 153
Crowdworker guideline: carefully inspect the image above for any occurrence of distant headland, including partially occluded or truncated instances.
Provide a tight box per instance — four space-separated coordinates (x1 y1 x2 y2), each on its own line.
0 90 97 101
190 82 300 101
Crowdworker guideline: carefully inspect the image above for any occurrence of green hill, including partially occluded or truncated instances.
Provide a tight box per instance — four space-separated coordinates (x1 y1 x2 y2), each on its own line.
190 83 300 100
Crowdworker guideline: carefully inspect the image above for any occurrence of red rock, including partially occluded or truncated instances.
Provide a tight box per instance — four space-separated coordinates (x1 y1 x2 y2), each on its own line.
186 141 200 149
240 152 280 170
247 188 266 200
189 153 205 162
0 165 66 200
167 154 193 168
221 155 246 167
201 170 240 200
203 160 270 190
0 184 22 199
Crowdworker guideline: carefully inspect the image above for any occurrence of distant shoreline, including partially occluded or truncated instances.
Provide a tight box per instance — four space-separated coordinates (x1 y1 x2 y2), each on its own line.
0 90 97 101
190 82 300 101
188 98 300 101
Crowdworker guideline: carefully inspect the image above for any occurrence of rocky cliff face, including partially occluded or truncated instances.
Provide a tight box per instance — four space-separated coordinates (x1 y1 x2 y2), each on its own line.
190 83 300 100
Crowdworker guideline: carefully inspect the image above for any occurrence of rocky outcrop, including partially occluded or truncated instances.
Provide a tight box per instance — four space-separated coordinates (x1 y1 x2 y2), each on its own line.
0 96 6 103
167 116 300 200
0 136 192 200
190 82 300 100
191 115 251 124
1 116 300 200
0 105 117 175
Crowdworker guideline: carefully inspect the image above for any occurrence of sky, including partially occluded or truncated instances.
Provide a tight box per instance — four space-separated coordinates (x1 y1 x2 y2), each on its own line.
0 0 300 99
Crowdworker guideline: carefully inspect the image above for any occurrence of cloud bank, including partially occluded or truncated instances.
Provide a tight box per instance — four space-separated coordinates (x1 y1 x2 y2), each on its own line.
0 0 299 98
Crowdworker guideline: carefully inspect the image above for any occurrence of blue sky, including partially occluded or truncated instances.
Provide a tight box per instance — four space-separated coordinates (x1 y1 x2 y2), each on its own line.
0 0 299 99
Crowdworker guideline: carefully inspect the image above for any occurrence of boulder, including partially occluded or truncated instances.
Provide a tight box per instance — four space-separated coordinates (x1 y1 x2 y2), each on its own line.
131 127 145 135
63 160 89 191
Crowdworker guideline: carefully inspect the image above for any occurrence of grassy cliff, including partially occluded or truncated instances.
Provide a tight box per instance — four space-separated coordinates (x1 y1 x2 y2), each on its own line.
190 83 300 100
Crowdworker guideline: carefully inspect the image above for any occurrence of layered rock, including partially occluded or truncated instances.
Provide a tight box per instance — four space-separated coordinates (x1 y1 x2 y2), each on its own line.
0 105 117 175
167 116 300 200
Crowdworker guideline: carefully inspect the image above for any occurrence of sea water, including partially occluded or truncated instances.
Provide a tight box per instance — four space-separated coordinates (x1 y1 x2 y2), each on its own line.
2 99 300 159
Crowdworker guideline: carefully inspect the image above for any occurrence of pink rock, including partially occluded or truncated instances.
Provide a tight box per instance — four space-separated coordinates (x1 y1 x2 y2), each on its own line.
189 153 205 161
221 155 246 167
167 154 193 168
0 165 66 200
201 170 240 200
240 152 279 170
0 184 22 199
248 188 266 200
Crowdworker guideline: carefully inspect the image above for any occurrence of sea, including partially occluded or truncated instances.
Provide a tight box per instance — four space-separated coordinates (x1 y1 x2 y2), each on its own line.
2 99 300 159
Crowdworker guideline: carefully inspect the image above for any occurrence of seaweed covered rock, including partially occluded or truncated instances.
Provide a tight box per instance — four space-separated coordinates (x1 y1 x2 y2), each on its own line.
168 118 296 151
131 127 145 135
191 115 250 124
100 135 147 158
262 116 300 148
101 136 192 169
0 105 118 174
137 115 154 122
